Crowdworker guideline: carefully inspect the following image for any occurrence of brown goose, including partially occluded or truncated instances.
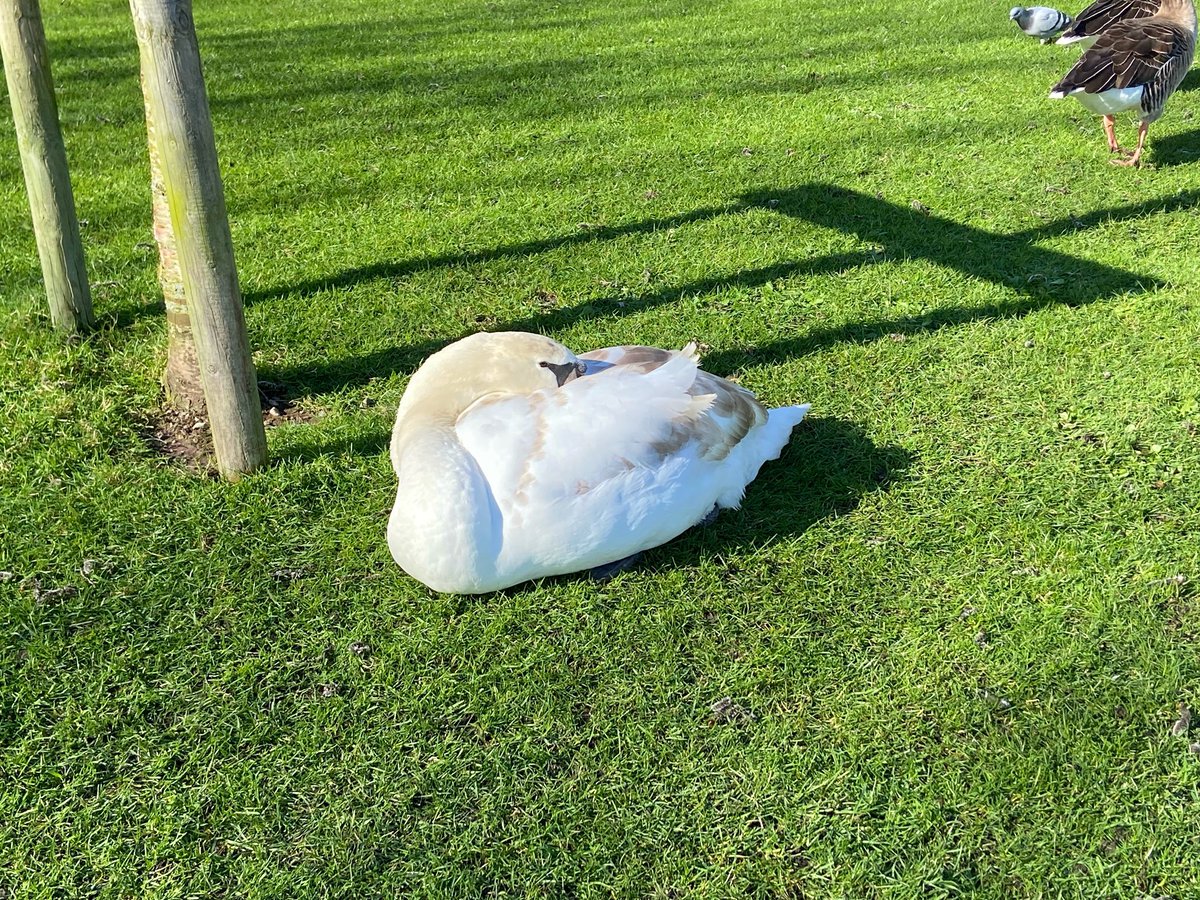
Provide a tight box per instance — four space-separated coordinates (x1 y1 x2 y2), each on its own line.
1057 0 1162 46
1049 0 1196 166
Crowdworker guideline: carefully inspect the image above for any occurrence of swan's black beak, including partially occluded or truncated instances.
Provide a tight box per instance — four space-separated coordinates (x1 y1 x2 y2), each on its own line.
543 360 586 386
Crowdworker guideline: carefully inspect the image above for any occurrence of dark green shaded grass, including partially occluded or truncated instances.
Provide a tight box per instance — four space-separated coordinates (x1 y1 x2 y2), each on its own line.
3 0 1200 895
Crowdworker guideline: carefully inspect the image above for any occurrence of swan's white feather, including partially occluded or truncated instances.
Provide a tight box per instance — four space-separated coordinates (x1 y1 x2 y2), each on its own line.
387 334 808 593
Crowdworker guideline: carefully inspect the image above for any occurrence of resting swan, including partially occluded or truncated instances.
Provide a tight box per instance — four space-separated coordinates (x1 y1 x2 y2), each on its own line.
387 332 809 593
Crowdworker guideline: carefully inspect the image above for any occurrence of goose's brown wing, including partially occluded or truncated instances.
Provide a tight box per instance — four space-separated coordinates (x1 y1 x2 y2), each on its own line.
1053 19 1186 94
1059 0 1160 41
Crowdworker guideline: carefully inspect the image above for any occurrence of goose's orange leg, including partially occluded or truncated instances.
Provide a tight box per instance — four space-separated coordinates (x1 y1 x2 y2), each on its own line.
1102 115 1123 154
1111 120 1148 167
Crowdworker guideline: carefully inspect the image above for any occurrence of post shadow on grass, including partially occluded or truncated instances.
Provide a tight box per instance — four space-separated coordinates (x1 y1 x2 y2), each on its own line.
105 295 166 329
262 184 1180 396
695 183 1183 372
258 245 874 396
242 202 740 306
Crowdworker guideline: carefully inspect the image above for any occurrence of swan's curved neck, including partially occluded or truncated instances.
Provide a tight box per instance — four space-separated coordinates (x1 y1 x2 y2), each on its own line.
390 390 470 457
387 407 500 593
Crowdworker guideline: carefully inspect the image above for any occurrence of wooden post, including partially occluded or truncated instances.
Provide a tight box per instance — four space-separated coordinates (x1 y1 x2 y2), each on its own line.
128 0 266 478
0 0 94 333
140 73 204 413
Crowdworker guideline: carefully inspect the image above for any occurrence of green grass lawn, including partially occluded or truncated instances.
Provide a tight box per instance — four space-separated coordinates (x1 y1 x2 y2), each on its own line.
3 0 1200 894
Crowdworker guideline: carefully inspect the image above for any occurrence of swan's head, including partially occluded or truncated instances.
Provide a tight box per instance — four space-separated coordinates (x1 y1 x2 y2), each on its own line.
395 331 585 426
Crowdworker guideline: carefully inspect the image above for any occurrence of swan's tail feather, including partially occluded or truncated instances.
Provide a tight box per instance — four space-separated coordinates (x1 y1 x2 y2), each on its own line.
717 403 810 508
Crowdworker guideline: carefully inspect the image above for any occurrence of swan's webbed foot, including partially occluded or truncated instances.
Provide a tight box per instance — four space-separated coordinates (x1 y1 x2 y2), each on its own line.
589 552 644 581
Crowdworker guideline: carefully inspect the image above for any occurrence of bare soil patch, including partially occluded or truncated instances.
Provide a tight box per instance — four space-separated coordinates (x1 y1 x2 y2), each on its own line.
143 381 320 471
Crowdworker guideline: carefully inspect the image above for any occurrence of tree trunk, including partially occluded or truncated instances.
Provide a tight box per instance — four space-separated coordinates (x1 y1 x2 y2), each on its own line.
141 74 204 412
128 0 266 478
0 0 94 333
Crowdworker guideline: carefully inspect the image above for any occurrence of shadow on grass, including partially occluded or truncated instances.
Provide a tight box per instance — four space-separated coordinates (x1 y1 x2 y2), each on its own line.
263 184 1182 395
646 414 912 570
1149 127 1200 168
107 298 166 330
243 203 738 307
699 184 1187 370
1142 73 1200 167
273 425 392 464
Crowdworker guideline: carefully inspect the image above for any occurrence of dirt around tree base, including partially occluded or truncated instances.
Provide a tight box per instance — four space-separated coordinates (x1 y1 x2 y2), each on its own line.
144 381 320 472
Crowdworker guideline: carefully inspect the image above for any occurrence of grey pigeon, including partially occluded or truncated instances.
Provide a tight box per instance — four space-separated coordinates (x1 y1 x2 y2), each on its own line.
1010 5 1073 41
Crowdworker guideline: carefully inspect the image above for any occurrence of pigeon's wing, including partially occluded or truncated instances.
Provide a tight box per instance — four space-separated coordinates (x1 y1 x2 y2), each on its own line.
1025 6 1072 35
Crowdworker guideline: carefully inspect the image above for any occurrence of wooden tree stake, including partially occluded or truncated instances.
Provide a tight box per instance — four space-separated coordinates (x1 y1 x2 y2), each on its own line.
140 71 204 412
0 0 94 333
129 0 266 478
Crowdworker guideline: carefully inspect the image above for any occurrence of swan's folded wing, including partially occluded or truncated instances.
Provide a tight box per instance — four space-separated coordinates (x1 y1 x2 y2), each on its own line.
577 343 698 374
580 345 768 460
454 348 766 512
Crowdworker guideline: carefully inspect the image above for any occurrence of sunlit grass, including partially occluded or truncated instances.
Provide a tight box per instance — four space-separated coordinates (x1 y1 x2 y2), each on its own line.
2 0 1199 895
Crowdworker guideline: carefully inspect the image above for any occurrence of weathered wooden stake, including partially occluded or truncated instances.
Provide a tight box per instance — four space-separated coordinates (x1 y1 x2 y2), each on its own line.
140 71 204 412
129 0 266 478
0 0 94 333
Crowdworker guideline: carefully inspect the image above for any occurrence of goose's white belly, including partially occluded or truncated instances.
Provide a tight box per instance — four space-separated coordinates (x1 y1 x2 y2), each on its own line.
1073 86 1144 116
